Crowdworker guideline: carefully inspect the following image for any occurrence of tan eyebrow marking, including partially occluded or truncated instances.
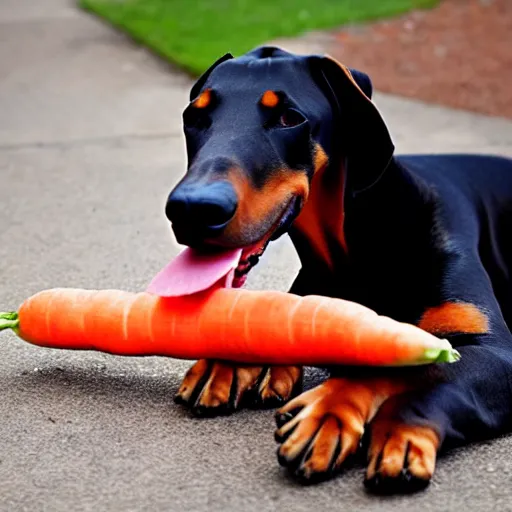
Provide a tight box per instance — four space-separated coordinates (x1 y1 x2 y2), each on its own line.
193 88 212 108
261 90 280 108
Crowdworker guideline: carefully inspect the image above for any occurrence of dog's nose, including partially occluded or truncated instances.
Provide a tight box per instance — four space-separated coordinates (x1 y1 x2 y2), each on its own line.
165 181 238 238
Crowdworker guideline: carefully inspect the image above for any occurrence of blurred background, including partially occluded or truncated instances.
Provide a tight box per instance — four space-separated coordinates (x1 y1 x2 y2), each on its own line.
81 0 511 118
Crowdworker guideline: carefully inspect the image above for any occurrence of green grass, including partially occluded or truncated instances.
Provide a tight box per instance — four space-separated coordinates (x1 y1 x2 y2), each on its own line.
80 0 439 76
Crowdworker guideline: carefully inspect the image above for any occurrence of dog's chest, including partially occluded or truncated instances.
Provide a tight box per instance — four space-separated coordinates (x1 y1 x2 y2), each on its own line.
327 255 437 325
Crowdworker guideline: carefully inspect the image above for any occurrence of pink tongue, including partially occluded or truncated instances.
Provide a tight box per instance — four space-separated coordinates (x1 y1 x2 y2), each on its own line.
147 247 243 297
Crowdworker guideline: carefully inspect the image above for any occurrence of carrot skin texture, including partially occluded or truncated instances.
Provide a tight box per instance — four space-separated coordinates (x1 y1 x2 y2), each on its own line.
14 288 458 366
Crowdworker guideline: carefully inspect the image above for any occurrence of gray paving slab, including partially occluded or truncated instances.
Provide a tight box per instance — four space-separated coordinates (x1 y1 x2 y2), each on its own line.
0 13 189 147
0 0 79 22
1 2 512 511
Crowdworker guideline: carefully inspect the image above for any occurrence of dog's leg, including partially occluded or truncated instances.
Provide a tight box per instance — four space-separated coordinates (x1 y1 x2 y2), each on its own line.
364 254 512 493
275 341 512 491
365 342 512 493
175 361 302 416
276 258 512 491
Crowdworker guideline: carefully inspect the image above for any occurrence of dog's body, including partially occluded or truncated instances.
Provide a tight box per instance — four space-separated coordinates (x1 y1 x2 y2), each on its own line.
166 47 512 493
293 153 512 323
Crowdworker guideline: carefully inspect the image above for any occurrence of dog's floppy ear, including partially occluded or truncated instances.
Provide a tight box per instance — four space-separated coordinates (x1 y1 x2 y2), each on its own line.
309 56 394 193
189 53 234 101
348 68 373 99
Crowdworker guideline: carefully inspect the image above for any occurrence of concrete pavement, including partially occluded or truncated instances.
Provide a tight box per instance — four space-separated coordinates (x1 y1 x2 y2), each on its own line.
1 1 512 510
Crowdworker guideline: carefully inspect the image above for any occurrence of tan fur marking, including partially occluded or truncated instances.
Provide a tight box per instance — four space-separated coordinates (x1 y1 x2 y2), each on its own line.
302 415 342 475
193 88 212 109
276 376 439 483
226 167 309 242
259 366 302 402
293 156 346 268
176 358 210 402
419 302 489 335
276 377 409 474
367 397 440 482
225 146 327 249
261 90 280 108
196 363 234 408
313 143 329 174
175 360 301 410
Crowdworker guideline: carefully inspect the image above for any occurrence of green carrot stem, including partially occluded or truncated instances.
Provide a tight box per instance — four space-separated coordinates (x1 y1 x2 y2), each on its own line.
0 312 20 334
424 347 461 364
391 343 461 366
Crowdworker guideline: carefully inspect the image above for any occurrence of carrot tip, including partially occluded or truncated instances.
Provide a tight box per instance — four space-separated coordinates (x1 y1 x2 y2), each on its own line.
0 311 20 334
424 345 461 364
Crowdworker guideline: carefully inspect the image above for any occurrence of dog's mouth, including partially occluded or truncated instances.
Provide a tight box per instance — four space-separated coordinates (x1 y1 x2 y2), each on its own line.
148 197 301 297
232 196 300 287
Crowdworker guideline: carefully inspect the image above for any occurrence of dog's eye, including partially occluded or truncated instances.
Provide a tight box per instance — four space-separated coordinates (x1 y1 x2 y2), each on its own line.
278 109 305 128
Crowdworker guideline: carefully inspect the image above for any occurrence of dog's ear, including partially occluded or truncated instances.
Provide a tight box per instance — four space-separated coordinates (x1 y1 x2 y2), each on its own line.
309 56 394 193
347 68 373 99
189 53 234 101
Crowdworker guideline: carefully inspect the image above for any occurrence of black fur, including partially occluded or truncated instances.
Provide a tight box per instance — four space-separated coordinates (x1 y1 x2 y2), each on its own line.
169 47 512 469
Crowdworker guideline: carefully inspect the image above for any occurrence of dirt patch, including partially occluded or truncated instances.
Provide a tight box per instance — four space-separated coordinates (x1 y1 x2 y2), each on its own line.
327 0 512 118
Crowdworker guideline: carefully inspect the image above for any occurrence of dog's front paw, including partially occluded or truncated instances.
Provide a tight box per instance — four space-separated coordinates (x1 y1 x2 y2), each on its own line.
175 359 302 417
274 378 373 482
364 398 439 494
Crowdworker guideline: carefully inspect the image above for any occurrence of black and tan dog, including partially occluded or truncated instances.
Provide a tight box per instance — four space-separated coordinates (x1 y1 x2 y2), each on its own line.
165 46 512 493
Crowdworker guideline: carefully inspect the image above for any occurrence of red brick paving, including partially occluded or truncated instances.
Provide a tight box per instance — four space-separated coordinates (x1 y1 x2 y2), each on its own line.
328 0 512 118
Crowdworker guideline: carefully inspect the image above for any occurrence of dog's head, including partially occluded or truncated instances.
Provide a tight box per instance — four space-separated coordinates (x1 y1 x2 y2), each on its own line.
165 47 394 283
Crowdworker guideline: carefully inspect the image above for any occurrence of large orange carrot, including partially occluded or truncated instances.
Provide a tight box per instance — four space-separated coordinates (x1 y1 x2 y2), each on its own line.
0 288 460 366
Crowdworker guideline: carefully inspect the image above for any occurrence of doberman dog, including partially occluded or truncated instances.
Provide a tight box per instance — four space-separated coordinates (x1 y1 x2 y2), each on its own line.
164 46 512 493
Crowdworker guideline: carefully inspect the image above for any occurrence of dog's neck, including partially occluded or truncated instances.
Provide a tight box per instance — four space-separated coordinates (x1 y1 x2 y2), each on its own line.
289 157 438 273
290 159 348 271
